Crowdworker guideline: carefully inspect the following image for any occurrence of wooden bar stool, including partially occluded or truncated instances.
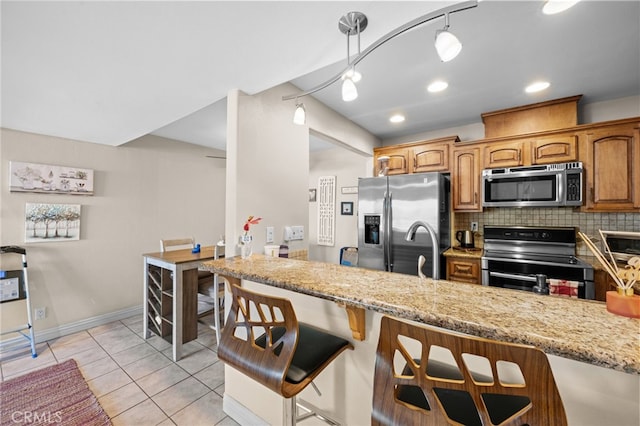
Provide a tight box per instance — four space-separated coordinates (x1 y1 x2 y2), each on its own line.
372 316 567 426
218 284 353 426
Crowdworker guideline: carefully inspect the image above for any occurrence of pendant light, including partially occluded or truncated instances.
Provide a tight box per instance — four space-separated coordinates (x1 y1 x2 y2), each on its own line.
435 13 462 62
342 70 358 102
293 101 306 125
339 12 366 102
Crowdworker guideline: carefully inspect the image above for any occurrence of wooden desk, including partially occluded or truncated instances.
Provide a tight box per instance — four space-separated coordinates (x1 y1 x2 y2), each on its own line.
142 246 215 361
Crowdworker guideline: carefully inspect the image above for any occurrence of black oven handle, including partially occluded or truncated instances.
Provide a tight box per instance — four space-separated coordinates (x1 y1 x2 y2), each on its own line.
489 271 543 283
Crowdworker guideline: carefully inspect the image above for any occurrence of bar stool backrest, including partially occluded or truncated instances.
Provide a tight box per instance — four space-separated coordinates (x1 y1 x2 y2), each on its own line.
218 284 300 398
372 316 567 426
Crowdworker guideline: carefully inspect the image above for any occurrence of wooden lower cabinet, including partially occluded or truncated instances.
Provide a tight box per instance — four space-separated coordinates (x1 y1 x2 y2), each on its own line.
446 256 481 284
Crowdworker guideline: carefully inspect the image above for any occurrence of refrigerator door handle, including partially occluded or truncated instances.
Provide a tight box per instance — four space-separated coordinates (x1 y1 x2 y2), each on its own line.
382 193 388 270
386 192 393 272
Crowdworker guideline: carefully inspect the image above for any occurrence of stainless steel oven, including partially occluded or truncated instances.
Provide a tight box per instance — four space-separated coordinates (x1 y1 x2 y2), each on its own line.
481 226 594 299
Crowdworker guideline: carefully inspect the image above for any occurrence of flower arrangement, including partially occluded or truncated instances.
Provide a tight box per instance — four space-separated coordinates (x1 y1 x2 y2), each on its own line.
243 215 262 236
239 216 261 258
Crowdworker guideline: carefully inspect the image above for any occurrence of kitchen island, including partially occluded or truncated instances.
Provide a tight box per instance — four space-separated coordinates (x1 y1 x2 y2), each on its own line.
202 254 639 425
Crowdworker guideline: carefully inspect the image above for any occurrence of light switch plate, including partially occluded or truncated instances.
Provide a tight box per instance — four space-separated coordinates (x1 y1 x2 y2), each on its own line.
266 226 274 243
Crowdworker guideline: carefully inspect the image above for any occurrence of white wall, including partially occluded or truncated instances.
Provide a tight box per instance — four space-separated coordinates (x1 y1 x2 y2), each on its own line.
224 86 309 257
0 129 225 337
222 83 381 423
308 146 370 264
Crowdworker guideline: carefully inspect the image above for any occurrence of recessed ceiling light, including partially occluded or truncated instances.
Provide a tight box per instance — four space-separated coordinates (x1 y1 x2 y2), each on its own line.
525 81 550 93
427 80 448 93
542 0 580 15
389 114 405 123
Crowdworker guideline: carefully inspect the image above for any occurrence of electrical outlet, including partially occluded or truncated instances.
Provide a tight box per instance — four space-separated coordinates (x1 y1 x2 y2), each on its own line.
291 225 304 241
471 222 479 232
34 307 46 320
266 226 274 243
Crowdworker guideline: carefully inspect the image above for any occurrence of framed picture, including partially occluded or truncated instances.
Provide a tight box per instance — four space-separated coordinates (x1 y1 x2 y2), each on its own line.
25 203 81 242
341 201 354 215
309 188 317 202
10 161 94 195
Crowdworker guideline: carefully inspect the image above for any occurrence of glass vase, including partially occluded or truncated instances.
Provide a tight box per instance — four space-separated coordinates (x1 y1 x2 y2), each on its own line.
239 235 252 259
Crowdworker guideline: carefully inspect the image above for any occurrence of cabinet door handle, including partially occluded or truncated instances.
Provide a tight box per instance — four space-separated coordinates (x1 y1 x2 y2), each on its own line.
590 187 594 202
474 192 477 204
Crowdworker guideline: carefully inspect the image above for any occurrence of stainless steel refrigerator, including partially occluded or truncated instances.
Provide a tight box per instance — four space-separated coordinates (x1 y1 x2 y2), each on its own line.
357 173 450 278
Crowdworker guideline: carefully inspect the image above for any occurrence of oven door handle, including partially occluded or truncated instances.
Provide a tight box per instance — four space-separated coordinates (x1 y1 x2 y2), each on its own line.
488 271 543 283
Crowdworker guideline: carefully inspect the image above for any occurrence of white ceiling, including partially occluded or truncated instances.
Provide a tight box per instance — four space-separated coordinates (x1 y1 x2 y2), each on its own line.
2 1 639 152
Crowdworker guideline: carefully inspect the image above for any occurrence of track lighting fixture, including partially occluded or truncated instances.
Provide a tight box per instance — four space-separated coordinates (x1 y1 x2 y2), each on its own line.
435 13 462 62
293 101 306 125
283 1 478 118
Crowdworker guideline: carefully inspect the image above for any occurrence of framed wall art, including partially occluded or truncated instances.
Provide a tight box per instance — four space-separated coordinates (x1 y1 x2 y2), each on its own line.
341 201 354 215
25 203 81 243
10 161 94 195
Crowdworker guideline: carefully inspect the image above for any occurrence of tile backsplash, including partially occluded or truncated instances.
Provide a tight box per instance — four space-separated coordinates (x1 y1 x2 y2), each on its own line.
455 208 640 256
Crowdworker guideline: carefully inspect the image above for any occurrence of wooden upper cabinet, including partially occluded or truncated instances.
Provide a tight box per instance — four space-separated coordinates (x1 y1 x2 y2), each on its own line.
373 136 458 176
484 141 524 168
580 122 640 212
531 134 578 164
453 147 482 211
374 148 410 176
412 143 450 173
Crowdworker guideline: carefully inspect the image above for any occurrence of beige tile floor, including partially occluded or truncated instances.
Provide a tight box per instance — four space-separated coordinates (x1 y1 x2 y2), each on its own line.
0 314 239 426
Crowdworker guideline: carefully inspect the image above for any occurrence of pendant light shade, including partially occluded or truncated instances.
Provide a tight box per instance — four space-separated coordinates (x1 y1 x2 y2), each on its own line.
435 28 462 62
293 102 306 125
342 77 358 102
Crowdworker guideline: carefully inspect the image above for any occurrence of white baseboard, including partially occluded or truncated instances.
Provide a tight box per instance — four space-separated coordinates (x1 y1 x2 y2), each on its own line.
223 393 269 426
0 305 143 352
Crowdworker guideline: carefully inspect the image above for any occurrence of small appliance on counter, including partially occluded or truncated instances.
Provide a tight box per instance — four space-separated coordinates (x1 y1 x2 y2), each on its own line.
455 230 475 248
599 230 640 263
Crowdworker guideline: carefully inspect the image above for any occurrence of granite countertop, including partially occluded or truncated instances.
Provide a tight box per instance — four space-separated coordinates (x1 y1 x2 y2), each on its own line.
202 254 640 374
444 247 483 258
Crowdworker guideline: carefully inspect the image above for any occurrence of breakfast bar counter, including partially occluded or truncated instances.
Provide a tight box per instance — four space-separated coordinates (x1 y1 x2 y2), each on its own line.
202 254 639 374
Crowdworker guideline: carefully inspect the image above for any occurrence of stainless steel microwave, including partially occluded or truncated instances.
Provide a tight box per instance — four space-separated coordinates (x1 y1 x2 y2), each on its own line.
482 162 583 208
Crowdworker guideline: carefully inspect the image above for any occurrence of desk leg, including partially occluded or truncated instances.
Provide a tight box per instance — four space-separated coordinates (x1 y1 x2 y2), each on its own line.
143 258 149 339
173 265 183 362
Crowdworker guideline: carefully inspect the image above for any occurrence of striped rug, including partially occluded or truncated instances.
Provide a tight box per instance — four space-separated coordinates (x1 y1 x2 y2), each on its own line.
0 359 111 425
